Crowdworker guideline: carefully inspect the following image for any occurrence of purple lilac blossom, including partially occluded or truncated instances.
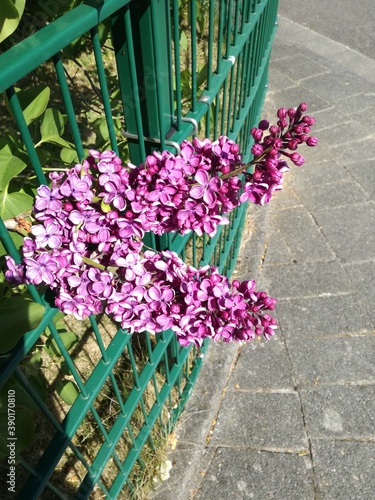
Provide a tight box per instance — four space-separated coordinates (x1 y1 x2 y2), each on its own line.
4 103 317 346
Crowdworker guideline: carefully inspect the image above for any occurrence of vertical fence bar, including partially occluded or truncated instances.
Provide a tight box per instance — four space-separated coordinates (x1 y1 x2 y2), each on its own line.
53 53 85 160
111 0 174 164
90 26 120 155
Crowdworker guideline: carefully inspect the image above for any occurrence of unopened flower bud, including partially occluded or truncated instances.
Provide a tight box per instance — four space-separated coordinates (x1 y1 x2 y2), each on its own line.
221 164 231 174
293 125 304 135
148 165 159 175
297 102 308 112
277 107 287 119
232 279 240 288
221 311 230 320
64 202 74 212
306 136 318 147
288 108 296 119
269 125 279 136
258 119 269 130
170 304 181 314
264 297 277 309
265 158 278 169
291 153 305 166
146 155 157 167
252 128 263 141
253 169 263 181
251 144 264 156
288 139 299 150
303 115 315 125
269 148 279 157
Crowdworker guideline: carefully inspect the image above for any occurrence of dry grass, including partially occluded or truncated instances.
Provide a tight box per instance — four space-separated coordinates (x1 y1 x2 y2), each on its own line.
0 315 184 499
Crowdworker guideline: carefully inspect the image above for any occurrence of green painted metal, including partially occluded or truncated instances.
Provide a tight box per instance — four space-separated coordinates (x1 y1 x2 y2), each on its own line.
0 0 278 497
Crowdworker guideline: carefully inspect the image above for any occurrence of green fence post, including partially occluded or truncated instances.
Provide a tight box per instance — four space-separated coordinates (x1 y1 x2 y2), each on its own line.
110 0 174 166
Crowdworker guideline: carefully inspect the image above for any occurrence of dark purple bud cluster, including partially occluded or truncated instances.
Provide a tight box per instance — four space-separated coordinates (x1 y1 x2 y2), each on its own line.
241 102 318 205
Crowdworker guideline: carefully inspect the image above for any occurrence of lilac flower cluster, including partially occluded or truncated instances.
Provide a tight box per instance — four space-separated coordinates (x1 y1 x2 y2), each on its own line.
4 148 276 346
240 102 318 205
4 103 316 346
126 135 243 237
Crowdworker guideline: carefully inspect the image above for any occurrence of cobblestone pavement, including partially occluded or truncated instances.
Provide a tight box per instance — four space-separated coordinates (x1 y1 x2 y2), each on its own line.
152 11 375 500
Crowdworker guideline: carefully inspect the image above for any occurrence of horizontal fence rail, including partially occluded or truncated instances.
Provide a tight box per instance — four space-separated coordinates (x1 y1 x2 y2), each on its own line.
0 0 278 497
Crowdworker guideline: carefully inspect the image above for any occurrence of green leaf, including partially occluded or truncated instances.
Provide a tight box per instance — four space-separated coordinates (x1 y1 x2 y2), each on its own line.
56 380 79 405
7 378 41 411
16 85 50 126
0 0 26 43
39 108 72 148
0 139 27 191
98 19 111 45
100 199 111 213
52 311 65 326
0 227 24 257
0 408 34 460
94 118 110 146
0 189 33 219
60 146 79 165
35 147 51 165
196 63 208 89
60 361 72 376
0 297 45 353
180 30 188 51
44 331 77 357
29 350 43 371
62 35 85 59
40 108 65 136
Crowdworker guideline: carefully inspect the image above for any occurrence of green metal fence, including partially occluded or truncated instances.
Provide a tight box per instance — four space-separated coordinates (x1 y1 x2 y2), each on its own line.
0 0 278 497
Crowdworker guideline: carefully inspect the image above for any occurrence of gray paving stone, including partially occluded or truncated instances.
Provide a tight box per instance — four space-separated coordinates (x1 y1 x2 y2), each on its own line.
325 48 375 84
271 53 329 82
312 441 375 500
195 448 314 500
290 160 355 189
298 142 336 165
266 85 330 113
347 159 375 197
295 179 371 211
344 261 375 325
266 206 335 263
276 294 372 338
286 336 375 386
262 228 293 265
268 181 302 210
276 24 347 65
302 72 374 102
267 67 296 92
329 137 375 164
312 107 347 131
333 92 375 116
170 341 240 450
211 391 308 450
313 202 375 263
301 385 375 439
230 337 294 391
345 107 375 130
317 120 366 148
260 261 353 299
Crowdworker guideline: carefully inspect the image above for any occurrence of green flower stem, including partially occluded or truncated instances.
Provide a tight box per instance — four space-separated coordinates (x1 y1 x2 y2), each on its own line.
81 256 117 274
